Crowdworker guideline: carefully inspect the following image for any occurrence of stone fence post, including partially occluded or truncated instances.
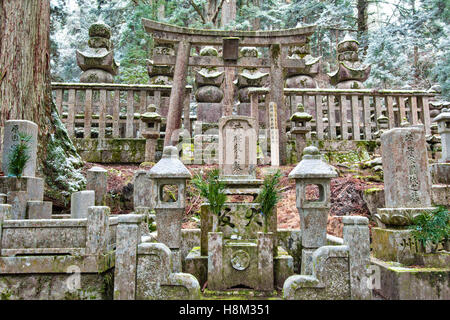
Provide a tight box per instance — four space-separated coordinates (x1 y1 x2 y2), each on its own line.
0 204 12 253
343 215 371 300
86 206 110 256
114 214 142 300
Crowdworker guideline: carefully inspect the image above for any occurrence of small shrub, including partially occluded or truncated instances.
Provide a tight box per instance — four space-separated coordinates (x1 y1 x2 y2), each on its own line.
192 168 227 229
254 170 283 233
7 132 32 178
410 206 450 253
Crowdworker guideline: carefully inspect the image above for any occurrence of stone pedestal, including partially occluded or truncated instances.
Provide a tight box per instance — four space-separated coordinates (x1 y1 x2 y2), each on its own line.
0 176 44 219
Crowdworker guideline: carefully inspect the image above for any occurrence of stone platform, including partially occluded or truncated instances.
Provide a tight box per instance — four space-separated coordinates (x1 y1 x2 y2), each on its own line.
371 256 450 300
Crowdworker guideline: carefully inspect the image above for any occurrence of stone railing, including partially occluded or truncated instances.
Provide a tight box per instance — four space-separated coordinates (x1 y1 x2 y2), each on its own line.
249 88 436 139
0 213 117 258
52 82 192 139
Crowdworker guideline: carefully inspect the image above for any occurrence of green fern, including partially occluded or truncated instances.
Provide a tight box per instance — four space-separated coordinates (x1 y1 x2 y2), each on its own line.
255 170 283 233
410 206 450 252
192 168 227 224
7 132 32 178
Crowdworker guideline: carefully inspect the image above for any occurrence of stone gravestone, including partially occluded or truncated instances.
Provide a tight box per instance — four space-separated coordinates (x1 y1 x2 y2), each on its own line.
380 126 432 210
86 166 108 206
268 102 280 166
218 116 257 178
71 190 95 218
1 120 38 177
374 125 436 264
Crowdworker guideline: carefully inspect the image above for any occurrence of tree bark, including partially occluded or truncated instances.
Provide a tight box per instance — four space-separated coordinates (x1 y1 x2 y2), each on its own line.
357 0 369 54
0 0 85 207
221 0 237 116
164 40 191 147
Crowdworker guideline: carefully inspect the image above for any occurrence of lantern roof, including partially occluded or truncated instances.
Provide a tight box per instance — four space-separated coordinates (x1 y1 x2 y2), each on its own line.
288 146 337 179
148 146 192 179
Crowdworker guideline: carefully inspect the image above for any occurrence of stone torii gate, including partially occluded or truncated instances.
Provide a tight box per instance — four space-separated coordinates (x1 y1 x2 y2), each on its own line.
142 19 315 164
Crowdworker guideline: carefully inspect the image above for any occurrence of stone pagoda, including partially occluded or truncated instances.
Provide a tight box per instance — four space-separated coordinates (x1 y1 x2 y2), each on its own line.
328 34 370 89
76 22 119 83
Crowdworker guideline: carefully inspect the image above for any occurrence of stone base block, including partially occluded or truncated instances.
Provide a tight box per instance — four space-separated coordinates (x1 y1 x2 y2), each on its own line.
185 245 293 290
274 247 295 289
371 257 450 300
430 163 450 184
136 242 200 300
184 247 208 287
372 227 418 265
26 201 52 219
431 185 450 206
0 271 114 300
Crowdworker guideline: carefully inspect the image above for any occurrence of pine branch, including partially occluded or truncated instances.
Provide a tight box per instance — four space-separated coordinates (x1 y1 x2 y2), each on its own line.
188 0 207 24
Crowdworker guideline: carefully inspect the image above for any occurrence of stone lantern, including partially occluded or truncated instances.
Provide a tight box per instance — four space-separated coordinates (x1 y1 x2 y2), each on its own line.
288 146 337 275
430 108 450 183
290 103 313 161
140 104 162 162
147 146 192 272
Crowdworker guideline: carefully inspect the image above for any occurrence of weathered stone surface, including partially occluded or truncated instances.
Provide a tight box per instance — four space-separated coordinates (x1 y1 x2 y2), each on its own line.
0 272 113 300
274 247 295 289
114 214 142 300
7 191 27 219
219 116 257 177
184 247 208 287
380 126 432 209
148 146 191 271
77 22 119 83
1 120 38 177
277 229 302 273
86 166 107 206
362 188 384 217
342 216 371 300
289 146 337 274
133 170 153 209
257 232 274 291
79 68 114 83
371 257 450 300
207 232 223 291
26 201 52 219
430 162 450 184
180 228 201 270
86 206 110 256
136 242 200 300
70 190 95 218
1 219 87 252
195 85 224 103
283 245 350 300
372 227 424 265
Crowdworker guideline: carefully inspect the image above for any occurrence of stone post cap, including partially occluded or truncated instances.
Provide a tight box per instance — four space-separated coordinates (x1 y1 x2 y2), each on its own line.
5 119 38 127
118 214 143 224
342 216 369 225
88 166 107 172
288 146 337 179
73 190 95 196
88 206 110 213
